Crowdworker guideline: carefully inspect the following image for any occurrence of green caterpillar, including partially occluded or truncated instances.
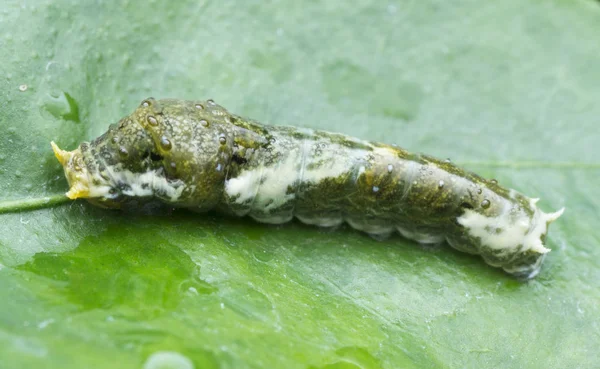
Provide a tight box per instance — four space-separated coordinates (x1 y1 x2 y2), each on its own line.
52 98 564 279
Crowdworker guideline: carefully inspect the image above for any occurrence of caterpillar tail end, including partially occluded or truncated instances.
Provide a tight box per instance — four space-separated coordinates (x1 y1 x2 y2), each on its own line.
547 207 565 224
50 141 90 200
537 207 565 253
503 206 565 280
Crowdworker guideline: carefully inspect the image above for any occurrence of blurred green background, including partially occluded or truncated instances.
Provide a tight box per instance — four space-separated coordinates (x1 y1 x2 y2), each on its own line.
1 0 599 368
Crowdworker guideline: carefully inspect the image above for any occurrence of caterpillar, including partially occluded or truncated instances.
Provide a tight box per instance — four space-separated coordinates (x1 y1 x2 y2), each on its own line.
51 98 564 279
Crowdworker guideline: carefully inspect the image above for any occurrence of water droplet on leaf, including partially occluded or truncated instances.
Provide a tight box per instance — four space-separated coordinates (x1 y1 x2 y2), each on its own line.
143 351 194 369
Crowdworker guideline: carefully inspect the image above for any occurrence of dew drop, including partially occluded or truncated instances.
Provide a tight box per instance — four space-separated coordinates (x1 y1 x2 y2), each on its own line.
372 186 380 193
216 163 223 172
444 158 451 163
481 199 491 209
253 248 274 263
142 351 194 369
199 119 208 127
207 99 216 106
438 180 445 189
195 103 204 110
477 188 482 194
141 100 150 107
111 137 119 144
19 84 28 92
219 134 227 145
490 179 498 185
147 115 158 126
170 162 176 169
160 136 172 150
118 147 128 156
387 164 393 173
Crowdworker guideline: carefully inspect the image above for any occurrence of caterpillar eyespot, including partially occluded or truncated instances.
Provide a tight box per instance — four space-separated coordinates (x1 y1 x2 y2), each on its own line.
51 98 564 279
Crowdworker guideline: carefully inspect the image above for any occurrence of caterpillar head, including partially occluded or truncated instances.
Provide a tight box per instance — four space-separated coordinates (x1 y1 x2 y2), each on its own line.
51 112 162 208
52 98 233 210
51 141 92 200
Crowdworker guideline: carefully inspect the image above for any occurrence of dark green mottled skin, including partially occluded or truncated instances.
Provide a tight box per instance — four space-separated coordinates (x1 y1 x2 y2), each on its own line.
67 98 556 278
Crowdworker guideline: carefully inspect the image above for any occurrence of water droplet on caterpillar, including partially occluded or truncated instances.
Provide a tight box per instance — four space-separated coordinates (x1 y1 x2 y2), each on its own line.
219 135 227 145
372 186 380 192
195 103 204 110
118 147 128 156
438 180 445 189
147 115 158 126
199 119 209 127
481 199 491 209
387 164 393 173
160 136 172 150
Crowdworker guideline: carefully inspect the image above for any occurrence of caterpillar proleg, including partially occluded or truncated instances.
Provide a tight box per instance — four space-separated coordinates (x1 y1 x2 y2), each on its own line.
51 98 564 279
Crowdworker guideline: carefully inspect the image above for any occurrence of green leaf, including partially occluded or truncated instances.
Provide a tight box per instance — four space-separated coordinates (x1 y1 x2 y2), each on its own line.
1 1 599 368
